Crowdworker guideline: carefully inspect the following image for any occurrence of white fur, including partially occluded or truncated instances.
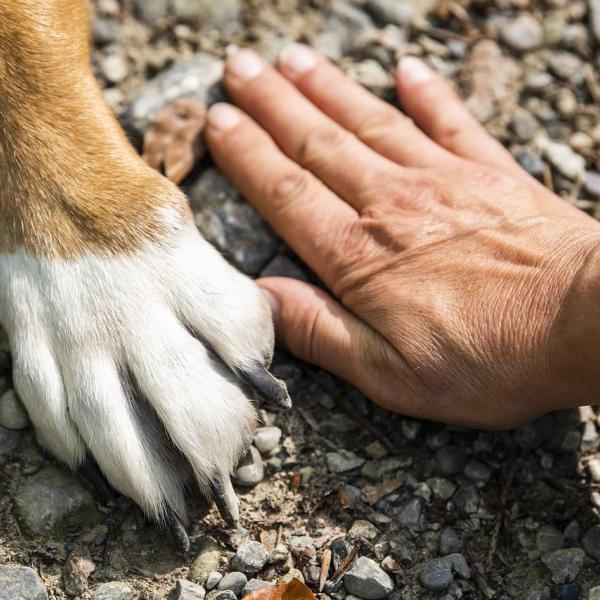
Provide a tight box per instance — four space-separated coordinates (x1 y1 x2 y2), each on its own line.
0 221 275 521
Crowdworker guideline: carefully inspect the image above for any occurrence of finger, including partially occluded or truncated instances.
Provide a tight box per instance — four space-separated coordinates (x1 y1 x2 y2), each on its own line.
222 49 399 209
396 57 525 176
276 44 456 168
257 278 410 413
206 103 358 287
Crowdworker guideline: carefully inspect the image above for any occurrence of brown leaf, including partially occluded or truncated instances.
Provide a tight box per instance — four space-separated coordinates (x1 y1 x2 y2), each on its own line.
243 578 316 600
142 98 207 184
360 472 406 505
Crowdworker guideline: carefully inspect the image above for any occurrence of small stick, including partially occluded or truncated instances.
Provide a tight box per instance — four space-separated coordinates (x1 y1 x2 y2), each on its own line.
319 548 332 593
330 546 358 586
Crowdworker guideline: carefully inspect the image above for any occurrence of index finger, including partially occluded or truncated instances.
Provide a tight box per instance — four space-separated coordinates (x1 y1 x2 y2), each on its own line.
205 103 359 287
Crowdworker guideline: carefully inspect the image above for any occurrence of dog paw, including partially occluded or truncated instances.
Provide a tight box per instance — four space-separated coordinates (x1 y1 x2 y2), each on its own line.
0 215 290 545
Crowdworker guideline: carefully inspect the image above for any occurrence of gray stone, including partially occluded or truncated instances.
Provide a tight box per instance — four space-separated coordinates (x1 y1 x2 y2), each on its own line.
242 579 274 595
500 15 544 52
589 585 600 599
176 579 206 600
583 525 600 560
206 591 236 600
217 572 246 595
14 466 101 535
511 110 539 143
513 416 553 449
190 169 278 276
0 425 20 458
123 53 224 137
326 449 365 473
260 255 307 281
233 446 264 487
364 0 416 26
348 519 380 542
63 547 95 596
253 427 282 454
290 536 316 560
515 149 545 179
439 527 462 555
541 548 585 583
540 140 586 180
232 541 268 574
427 477 456 500
93 18 121 45
435 446 467 476
331 538 353 569
205 572 222 591
547 52 584 84
397 497 423 530
0 389 29 429
464 459 491 483
0 565 48 600
551 584 581 600
453 484 480 515
419 554 471 592
592 0 600 44
536 525 564 553
132 0 168 23
326 1 375 53
584 172 600 198
191 538 221 584
344 557 394 600
171 0 240 26
100 53 128 84
91 582 133 600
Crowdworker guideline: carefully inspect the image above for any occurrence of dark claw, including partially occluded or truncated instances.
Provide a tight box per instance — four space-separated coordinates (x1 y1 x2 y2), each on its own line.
209 474 239 527
166 508 190 554
241 365 292 409
80 459 117 506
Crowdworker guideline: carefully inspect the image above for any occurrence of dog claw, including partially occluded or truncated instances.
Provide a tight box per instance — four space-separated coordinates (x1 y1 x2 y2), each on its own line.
80 459 117 506
209 474 239 527
166 508 190 554
242 365 292 409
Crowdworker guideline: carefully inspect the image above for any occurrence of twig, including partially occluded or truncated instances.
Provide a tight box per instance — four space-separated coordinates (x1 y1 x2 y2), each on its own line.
319 548 332 593
330 546 358 586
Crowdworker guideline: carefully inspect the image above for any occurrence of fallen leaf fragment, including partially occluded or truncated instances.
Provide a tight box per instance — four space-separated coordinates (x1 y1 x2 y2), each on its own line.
361 472 406 505
244 578 316 600
142 98 207 184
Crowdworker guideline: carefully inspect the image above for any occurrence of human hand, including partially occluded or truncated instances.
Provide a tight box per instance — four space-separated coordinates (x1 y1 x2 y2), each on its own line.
205 45 600 429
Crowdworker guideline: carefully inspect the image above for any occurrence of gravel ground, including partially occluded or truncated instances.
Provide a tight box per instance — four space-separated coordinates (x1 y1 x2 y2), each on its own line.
2 0 600 598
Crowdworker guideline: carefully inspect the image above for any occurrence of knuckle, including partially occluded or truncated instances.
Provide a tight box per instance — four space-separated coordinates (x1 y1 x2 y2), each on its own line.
269 168 313 209
296 126 352 170
356 108 408 144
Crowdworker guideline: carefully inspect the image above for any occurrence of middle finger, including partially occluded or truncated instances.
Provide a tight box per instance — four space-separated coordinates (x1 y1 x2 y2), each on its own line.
223 50 399 211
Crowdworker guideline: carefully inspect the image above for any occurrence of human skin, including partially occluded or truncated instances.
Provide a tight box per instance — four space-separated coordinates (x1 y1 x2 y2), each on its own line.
205 45 600 430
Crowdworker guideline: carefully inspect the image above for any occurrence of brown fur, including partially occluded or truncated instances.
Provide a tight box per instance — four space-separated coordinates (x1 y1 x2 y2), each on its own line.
0 0 188 258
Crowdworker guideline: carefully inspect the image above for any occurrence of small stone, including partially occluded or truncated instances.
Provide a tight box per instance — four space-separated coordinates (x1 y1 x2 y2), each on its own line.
232 541 268 574
290 536 316 560
91 582 133 600
63 547 95 596
397 497 423 530
268 544 289 564
584 173 600 199
427 477 456 500
464 459 491 483
176 579 206 600
582 525 600 560
500 15 544 52
515 149 545 179
401 419 421 441
511 109 539 143
425 429 451 450
0 565 47 600
331 538 353 569
550 583 581 600
93 18 121 45
206 591 236 600
589 585 600 599
541 140 586 180
564 521 581 545
537 526 564 553
242 580 275 595
217 572 247 596
453 484 480 515
541 548 585 583
326 1 375 54
348 520 380 542
555 88 578 118
191 538 221 584
344 557 394 600
591 0 600 44
0 389 29 429
279 569 304 585
205 572 222 591
260 255 307 281
365 440 388 459
547 52 583 84
253 427 282 454
100 53 128 84
419 554 471 592
364 0 416 27
171 0 241 26
233 446 264 487
326 450 365 473
435 446 467 476
14 466 101 535
439 528 462 555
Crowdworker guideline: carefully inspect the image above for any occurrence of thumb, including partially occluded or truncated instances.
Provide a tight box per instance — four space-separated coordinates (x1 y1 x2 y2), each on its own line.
257 277 395 406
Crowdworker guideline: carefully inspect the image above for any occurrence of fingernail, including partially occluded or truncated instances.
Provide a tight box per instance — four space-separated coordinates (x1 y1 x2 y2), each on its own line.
207 103 241 131
279 43 317 76
260 289 281 321
398 56 434 85
227 49 264 81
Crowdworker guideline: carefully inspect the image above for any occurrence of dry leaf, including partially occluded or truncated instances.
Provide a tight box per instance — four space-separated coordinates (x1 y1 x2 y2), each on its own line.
244 578 316 600
142 98 207 184
361 472 406 505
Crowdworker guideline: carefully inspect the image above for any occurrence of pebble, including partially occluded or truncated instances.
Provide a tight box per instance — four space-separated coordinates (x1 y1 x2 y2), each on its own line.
419 554 471 592
268 544 289 564
0 390 29 429
343 557 394 600
541 548 585 583
589 586 600 599
435 446 467 476
439 527 462 555
190 538 221 585
464 459 491 484
190 169 278 276
326 449 365 473
511 109 539 143
326 0 375 53
232 541 268 574
176 579 206 599
260 255 307 281
584 173 600 199
91 582 133 600
536 526 564 553
233 446 264 487
397 497 423 530
92 18 121 46
582 525 600 560
0 565 48 600
515 149 545 179
217 572 247 596
427 477 456 500
551 583 581 600
63 547 95 596
0 425 21 459
331 538 353 569
364 0 416 27
100 53 129 84
541 140 586 180
206 591 236 600
242 580 275 595
365 440 388 459
500 15 544 52
171 0 241 26
547 52 583 84
591 0 600 44
253 427 282 454
205 572 222 591
453 484 480 515
14 465 101 535
348 519 380 542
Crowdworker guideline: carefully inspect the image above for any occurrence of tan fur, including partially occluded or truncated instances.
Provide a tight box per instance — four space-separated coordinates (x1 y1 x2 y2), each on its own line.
0 0 188 258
